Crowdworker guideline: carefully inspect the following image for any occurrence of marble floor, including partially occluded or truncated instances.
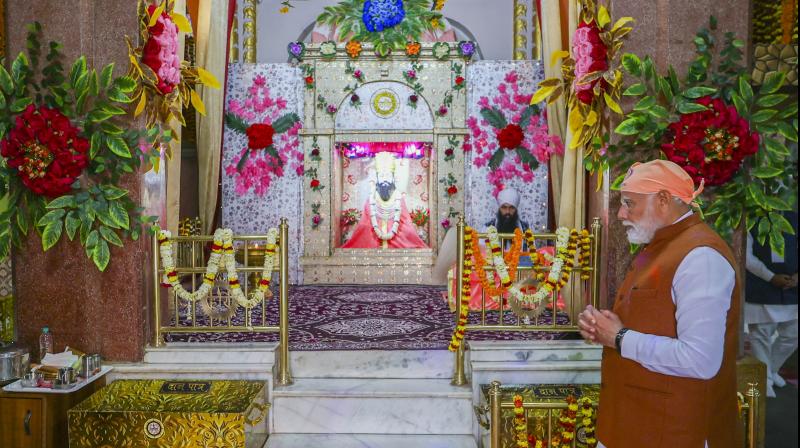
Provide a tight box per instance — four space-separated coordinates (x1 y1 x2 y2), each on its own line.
264 434 477 448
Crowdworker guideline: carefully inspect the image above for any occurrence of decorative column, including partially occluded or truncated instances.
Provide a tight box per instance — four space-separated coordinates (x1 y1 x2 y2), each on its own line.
6 0 165 361
230 2 240 63
242 0 258 63
513 0 528 60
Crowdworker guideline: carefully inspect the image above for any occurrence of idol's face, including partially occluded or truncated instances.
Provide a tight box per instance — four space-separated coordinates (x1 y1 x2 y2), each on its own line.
377 180 396 201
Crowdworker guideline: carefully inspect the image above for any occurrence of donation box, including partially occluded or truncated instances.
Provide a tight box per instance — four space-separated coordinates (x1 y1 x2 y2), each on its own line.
68 379 268 448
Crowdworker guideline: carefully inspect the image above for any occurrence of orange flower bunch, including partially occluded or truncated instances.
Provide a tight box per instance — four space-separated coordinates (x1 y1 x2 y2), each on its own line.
449 226 473 351
578 229 591 281
513 394 529 448
405 41 421 58
471 228 523 298
345 40 362 58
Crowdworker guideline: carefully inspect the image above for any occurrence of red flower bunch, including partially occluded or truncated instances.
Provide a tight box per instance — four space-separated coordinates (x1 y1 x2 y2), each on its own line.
310 179 321 189
142 5 181 94
1 105 89 197
572 21 609 104
447 185 458 196
661 96 759 186
246 123 275 150
455 76 465 86
497 123 524 149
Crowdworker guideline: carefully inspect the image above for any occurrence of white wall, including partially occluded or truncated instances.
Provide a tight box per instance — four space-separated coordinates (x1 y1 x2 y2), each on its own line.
243 0 521 63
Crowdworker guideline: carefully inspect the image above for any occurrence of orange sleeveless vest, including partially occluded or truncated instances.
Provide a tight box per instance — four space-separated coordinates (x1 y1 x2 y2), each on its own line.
596 214 742 448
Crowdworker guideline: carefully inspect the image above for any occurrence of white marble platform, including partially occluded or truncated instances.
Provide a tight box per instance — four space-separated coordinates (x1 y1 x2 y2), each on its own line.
271 378 473 435
290 349 453 379
143 342 278 364
265 434 477 448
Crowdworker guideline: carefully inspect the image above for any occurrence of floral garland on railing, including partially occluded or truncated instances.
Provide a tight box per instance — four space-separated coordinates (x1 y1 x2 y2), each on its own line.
578 229 592 280
228 228 279 308
448 226 473 351
505 228 577 315
471 227 523 299
551 395 579 448
513 393 529 448
158 228 279 310
579 397 598 448
158 228 227 302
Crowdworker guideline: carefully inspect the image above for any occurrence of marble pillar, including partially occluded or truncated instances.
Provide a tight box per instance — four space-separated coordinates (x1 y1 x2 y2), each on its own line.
601 0 752 300
7 1 165 362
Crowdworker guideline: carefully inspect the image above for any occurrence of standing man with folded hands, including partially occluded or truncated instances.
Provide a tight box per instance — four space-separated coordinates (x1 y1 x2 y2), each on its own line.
579 160 742 448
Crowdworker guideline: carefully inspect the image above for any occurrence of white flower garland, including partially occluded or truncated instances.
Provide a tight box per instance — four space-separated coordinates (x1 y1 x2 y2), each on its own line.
369 193 401 241
486 226 512 289
158 228 229 303
503 227 573 312
229 228 279 309
159 227 280 311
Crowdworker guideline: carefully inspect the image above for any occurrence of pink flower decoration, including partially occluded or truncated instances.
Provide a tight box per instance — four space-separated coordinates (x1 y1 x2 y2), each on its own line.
225 76 303 197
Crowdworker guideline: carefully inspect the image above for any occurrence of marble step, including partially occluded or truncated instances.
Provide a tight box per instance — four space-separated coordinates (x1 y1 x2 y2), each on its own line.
144 342 278 364
271 378 473 435
106 362 273 382
467 340 603 363
265 434 477 448
290 349 454 379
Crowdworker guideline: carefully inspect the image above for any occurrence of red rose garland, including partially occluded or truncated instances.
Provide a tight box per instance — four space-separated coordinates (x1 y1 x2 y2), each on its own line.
1 105 89 198
661 96 759 186
497 124 525 149
572 21 609 104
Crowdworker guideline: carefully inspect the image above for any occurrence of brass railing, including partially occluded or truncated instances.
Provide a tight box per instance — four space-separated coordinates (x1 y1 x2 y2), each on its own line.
451 217 603 385
151 219 293 385
482 380 760 448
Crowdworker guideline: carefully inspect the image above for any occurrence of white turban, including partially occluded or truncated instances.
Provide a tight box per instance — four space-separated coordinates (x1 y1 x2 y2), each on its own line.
496 187 520 209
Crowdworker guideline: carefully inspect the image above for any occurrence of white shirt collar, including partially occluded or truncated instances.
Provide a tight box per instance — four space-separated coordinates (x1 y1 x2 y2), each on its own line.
673 210 694 225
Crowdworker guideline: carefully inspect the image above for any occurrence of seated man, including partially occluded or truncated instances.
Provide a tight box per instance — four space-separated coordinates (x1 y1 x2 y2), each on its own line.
341 151 427 249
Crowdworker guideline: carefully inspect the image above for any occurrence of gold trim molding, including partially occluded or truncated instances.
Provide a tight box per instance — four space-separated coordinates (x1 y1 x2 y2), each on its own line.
513 0 528 60
242 0 257 63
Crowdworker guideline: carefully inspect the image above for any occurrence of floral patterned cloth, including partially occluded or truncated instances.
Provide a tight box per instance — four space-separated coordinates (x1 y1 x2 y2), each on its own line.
465 60 551 232
221 64 305 281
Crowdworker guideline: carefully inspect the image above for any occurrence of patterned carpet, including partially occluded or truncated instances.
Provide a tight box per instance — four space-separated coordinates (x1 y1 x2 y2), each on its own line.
165 284 574 350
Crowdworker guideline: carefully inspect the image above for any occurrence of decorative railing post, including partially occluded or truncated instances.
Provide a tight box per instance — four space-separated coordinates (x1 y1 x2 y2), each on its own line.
452 215 468 386
242 0 258 63
489 380 502 448
152 233 163 347
590 217 602 308
275 218 294 385
746 382 759 448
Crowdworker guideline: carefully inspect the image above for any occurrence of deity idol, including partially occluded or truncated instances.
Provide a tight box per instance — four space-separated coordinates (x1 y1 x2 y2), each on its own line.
341 152 427 249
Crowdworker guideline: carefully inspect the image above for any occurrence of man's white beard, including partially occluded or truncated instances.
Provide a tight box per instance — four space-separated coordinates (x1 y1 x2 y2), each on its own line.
622 199 660 244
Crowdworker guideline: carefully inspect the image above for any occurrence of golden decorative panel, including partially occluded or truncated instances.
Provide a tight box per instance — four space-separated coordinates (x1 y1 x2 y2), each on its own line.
68 380 268 448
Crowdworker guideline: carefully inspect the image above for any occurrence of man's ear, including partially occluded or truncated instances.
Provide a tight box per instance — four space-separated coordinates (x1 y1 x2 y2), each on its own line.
657 190 672 206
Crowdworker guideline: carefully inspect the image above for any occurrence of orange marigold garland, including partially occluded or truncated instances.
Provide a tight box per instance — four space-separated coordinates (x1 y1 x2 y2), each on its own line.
524 229 545 281
552 395 578 448
448 226 473 351
345 40 363 58
578 229 592 280
471 227 524 298
513 393 529 448
580 397 598 448
557 230 579 289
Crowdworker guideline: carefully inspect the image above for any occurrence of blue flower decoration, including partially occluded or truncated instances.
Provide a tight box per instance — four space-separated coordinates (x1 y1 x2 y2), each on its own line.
362 0 405 33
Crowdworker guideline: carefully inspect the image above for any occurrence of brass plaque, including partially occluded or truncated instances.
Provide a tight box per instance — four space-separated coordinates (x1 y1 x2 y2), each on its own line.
159 381 212 394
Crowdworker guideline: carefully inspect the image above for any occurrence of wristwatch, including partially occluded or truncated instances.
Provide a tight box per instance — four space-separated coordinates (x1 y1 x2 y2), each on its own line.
615 327 630 353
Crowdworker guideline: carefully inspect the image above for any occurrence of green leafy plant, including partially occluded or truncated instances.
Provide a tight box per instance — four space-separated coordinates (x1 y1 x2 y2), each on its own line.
316 0 443 57
0 23 161 270
606 17 797 255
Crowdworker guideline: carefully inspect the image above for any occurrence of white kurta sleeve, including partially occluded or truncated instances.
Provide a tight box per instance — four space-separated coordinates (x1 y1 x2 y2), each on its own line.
745 232 775 282
620 247 735 379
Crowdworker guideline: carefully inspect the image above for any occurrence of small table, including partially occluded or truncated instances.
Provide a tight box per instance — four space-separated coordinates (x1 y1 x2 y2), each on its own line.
0 366 111 448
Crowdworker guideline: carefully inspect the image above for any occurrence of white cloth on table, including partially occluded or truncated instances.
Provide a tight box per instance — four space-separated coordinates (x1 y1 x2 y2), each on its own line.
599 212 733 448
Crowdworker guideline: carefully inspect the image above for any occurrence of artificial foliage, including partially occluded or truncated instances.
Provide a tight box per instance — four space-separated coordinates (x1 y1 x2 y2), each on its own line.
607 17 797 255
316 0 443 56
0 23 161 270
